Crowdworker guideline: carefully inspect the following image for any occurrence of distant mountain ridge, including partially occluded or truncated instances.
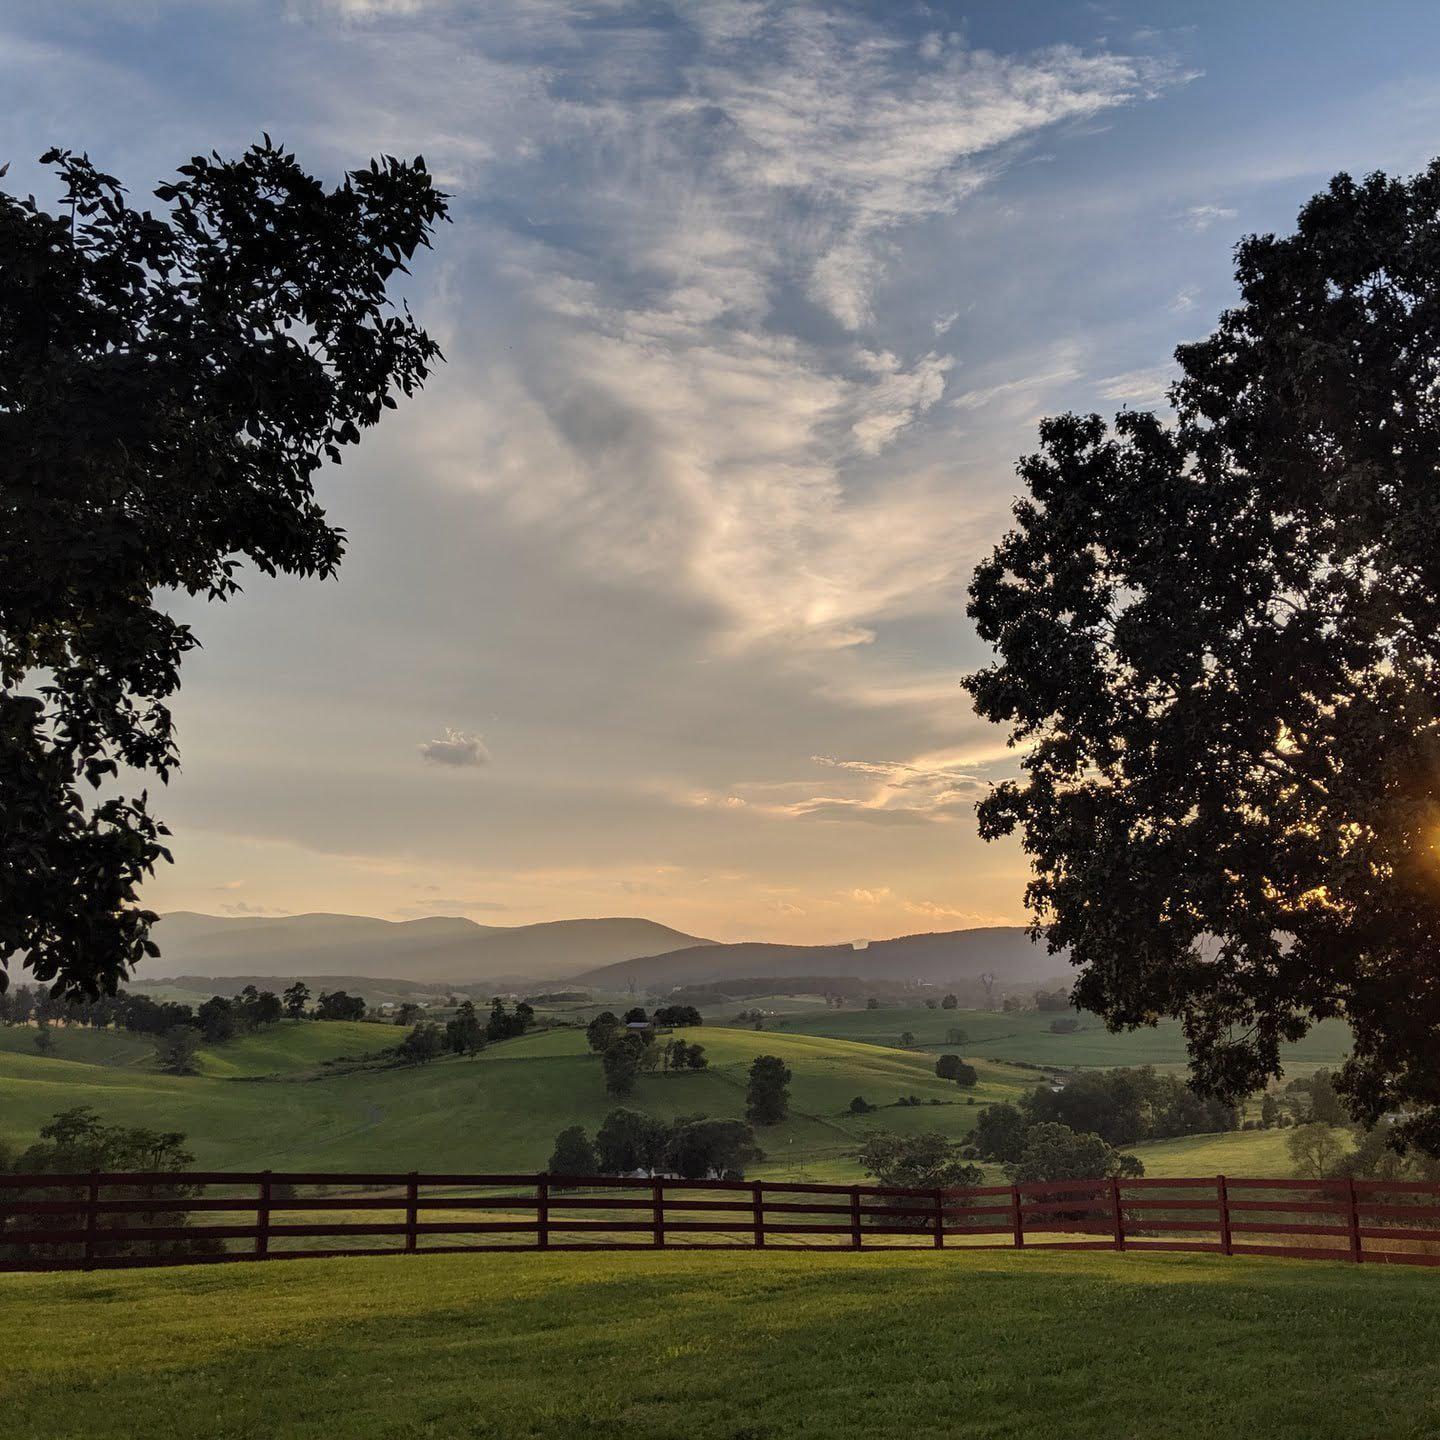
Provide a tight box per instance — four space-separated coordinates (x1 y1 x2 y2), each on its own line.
135 912 713 985
576 927 1064 990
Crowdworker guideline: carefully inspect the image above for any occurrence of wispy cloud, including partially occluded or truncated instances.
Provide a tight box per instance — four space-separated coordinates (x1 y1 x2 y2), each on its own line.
1097 365 1177 408
1181 202 1238 231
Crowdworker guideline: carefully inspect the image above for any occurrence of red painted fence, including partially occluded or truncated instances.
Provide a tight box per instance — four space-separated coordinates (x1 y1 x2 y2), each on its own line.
2 1171 1438 1273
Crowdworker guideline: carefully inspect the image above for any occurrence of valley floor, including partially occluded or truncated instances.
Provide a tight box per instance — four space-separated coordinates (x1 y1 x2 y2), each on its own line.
3 1249 1438 1439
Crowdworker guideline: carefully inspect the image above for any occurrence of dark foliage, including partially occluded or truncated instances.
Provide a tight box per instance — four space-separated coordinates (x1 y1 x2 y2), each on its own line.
444 999 485 1057
0 1107 218 1263
1 141 448 999
1020 1066 1238 1147
652 1004 702 1027
1006 1121 1144 1184
967 161 1440 1150
314 990 366 1022
574 1108 762 1179
744 1054 792 1126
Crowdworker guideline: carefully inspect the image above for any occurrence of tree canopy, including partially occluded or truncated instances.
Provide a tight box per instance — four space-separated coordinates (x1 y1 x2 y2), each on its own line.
1 141 448 999
966 160 1440 1152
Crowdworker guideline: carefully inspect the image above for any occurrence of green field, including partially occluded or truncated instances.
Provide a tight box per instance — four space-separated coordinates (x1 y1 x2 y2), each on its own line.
773 1004 1354 1072
0 1017 1315 1182
0 1021 1050 1180
3 1249 1437 1439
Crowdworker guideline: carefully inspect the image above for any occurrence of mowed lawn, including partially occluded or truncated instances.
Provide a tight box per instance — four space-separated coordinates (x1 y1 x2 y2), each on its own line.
4 1250 1439 1439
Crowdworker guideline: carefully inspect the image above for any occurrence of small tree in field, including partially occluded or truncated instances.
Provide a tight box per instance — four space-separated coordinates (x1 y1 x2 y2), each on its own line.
1006 1122 1143 1183
154 1024 200 1075
33 1021 54 1055
972 1103 1029 1163
941 995 958 1010
859 1132 982 1191
1288 1122 1350 1179
586 1012 621 1054
398 1022 443 1065
745 1055 792 1126
282 982 310 1020
548 1126 598 1177
936 1054 962 1081
603 1036 642 1098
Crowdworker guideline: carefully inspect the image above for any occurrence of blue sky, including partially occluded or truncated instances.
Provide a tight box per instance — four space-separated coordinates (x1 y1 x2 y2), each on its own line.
5 1 1439 942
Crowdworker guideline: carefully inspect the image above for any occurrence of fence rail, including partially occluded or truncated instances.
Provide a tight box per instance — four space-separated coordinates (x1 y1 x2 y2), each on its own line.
2 1171 1439 1273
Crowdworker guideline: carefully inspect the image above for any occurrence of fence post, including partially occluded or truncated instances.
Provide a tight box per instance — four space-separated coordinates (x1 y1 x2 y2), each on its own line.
1346 1177 1363 1264
257 1171 272 1259
934 1188 945 1248
752 1181 765 1249
850 1186 862 1250
1109 1176 1125 1251
1010 1184 1024 1249
652 1179 665 1248
84 1172 100 1272
537 1174 550 1251
405 1172 419 1254
1217 1175 1232 1256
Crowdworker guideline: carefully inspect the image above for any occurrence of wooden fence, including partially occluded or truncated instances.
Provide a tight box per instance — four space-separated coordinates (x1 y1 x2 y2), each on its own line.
3 1171 1439 1273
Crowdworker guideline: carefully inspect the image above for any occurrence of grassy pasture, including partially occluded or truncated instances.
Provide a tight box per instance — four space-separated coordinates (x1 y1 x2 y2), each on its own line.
0 1018 1312 1183
0 1021 1042 1179
3 1249 1438 1439
774 1004 1354 1073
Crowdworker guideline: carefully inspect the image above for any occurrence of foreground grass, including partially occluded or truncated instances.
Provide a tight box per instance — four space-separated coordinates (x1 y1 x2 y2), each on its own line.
3 1249 1438 1439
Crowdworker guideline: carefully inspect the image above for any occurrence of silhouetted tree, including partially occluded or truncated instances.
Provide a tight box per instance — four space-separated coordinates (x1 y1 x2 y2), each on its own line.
966 161 1440 1153
282 982 310 1020
0 142 448 1001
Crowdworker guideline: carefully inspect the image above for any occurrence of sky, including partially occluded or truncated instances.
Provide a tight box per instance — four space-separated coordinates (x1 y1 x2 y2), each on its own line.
5 1 1440 945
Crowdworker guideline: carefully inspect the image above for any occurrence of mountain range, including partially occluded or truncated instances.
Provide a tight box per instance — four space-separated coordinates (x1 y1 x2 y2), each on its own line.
573 927 1063 990
131 912 1062 993
135 912 711 986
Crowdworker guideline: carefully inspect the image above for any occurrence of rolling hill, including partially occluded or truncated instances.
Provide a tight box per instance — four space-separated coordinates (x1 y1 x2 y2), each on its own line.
577 926 1066 991
132 912 712 986
0 1019 1039 1180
